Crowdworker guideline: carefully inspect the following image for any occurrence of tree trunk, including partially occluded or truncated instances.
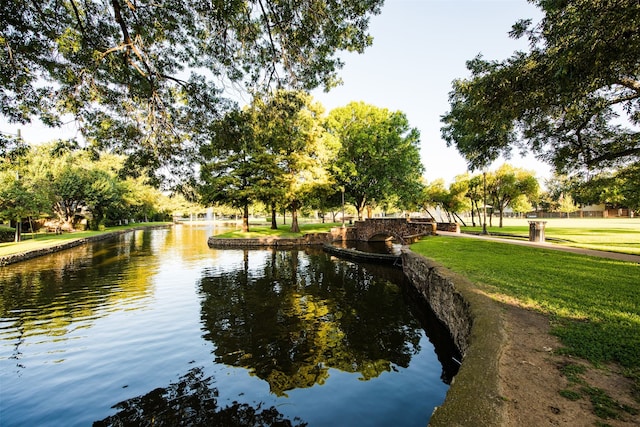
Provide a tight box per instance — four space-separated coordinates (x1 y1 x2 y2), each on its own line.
290 202 300 233
14 219 21 242
242 203 249 232
270 202 277 230
499 208 504 227
470 200 476 227
454 212 467 227
424 208 436 221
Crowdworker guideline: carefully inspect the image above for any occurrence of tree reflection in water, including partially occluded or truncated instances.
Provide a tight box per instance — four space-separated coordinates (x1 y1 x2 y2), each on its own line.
93 367 307 427
198 248 427 396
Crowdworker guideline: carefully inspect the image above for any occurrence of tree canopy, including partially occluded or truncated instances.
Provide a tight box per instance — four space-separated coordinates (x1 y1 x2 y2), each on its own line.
0 141 172 239
441 0 640 175
1 0 382 179
326 102 424 219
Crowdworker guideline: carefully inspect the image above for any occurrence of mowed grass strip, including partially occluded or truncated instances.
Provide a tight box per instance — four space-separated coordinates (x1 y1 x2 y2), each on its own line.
0 223 171 258
411 236 639 372
213 222 341 239
462 218 640 255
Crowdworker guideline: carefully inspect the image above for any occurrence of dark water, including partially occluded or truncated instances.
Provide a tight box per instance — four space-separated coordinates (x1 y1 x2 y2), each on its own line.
0 225 457 426
332 240 403 255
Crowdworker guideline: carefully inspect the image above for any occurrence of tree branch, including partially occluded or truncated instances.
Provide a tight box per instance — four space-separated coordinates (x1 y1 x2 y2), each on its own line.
587 147 640 166
257 0 280 87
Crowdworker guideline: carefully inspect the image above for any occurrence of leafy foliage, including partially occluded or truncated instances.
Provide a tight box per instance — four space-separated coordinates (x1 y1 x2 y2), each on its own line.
486 164 539 227
1 0 382 180
326 102 424 219
252 90 338 232
0 141 172 234
441 0 640 175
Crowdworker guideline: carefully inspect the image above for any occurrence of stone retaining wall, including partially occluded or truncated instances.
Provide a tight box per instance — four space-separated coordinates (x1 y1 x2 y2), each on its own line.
322 243 401 265
401 249 472 355
401 248 505 426
436 222 461 233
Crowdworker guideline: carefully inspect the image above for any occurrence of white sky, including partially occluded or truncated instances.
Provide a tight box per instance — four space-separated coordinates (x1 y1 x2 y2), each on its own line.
3 0 551 185
312 0 550 184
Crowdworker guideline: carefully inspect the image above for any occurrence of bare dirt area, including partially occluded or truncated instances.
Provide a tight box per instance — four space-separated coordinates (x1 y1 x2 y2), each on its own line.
497 300 639 426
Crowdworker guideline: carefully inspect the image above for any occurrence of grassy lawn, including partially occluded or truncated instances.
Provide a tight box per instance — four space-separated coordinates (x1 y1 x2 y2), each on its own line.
461 217 640 255
411 236 640 392
213 222 341 238
0 222 171 258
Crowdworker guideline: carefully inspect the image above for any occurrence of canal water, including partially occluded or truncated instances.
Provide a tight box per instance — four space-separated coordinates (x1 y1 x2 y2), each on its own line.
0 225 458 426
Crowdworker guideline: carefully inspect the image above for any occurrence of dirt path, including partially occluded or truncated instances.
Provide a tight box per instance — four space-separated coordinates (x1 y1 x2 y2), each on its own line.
498 300 639 426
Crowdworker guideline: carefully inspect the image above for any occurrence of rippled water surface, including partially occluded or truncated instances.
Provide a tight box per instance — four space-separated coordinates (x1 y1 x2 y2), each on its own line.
0 225 456 426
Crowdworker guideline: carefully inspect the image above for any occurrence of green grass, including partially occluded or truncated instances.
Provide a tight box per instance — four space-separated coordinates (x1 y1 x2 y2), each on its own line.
0 222 171 257
462 218 640 255
213 222 341 239
410 236 639 372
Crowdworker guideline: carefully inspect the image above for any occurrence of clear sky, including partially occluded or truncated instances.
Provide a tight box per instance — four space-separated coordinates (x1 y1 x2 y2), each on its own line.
3 0 551 185
312 0 550 185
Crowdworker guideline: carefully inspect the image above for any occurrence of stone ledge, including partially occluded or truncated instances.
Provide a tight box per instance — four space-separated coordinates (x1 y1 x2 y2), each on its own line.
402 248 505 427
322 243 401 265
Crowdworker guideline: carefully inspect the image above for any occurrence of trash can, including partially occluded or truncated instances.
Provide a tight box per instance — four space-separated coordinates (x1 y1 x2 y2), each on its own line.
528 221 547 242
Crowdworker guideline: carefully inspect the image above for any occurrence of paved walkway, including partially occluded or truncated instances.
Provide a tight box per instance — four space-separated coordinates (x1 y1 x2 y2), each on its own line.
437 231 640 264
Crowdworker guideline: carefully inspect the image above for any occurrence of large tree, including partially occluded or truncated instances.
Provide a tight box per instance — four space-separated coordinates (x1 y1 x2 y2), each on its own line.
441 0 640 175
199 109 264 232
0 171 51 241
326 102 424 220
487 164 539 227
253 90 338 233
1 0 382 181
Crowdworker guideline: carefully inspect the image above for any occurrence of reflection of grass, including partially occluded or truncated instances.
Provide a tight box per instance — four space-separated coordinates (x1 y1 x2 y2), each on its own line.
410 237 639 381
462 218 640 254
214 222 341 239
0 223 171 257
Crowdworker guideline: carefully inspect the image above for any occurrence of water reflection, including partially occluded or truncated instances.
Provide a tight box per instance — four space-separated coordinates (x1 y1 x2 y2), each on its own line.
0 226 457 426
199 248 438 396
93 367 308 427
0 230 164 365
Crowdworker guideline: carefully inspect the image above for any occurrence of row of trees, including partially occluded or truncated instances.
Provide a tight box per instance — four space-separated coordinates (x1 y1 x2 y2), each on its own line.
421 161 640 228
421 164 539 228
0 92 426 239
0 139 175 241
198 92 424 232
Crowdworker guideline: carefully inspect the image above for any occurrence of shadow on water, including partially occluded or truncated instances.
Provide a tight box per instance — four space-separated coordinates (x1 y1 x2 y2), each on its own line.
94 367 308 427
332 240 403 255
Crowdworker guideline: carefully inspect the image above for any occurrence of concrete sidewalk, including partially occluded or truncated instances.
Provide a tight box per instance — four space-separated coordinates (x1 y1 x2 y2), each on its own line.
436 231 640 264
